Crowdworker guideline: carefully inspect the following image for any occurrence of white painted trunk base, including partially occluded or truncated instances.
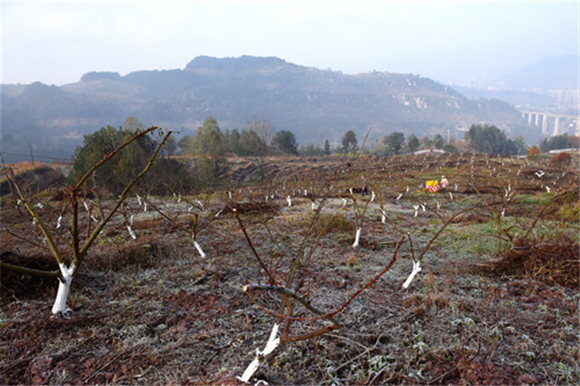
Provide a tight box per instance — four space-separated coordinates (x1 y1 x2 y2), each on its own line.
193 239 206 258
51 263 76 315
238 324 280 383
352 227 361 248
402 260 421 289
127 225 137 239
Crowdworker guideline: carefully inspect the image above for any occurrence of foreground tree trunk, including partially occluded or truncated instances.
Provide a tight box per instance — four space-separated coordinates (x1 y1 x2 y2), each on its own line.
352 227 361 248
4 126 172 316
51 263 77 314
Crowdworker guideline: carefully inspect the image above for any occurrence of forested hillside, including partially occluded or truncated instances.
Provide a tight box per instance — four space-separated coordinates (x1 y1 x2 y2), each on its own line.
1 56 531 162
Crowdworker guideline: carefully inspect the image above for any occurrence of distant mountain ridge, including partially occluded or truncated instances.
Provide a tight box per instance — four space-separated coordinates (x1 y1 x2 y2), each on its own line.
1 55 529 162
496 55 578 90
450 55 578 112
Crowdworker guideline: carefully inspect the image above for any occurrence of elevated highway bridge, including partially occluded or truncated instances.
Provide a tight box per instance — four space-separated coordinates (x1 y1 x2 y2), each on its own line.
520 110 579 137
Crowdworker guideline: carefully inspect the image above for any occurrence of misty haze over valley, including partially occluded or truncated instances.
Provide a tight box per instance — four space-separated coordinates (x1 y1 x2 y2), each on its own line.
1 54 578 163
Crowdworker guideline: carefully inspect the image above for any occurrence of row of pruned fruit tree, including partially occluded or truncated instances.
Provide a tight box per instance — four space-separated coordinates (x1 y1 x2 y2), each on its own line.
3 127 576 383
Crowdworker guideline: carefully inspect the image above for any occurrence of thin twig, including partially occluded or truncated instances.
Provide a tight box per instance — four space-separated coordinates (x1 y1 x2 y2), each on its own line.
243 235 405 322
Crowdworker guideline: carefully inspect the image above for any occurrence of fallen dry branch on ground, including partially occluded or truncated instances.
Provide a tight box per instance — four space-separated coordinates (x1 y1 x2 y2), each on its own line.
479 236 579 288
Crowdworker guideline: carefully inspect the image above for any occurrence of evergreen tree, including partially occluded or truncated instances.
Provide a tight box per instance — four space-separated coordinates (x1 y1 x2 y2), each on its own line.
239 129 267 156
442 144 457 153
177 135 195 156
162 136 177 158
407 134 420 153
539 133 575 152
433 134 445 149
324 139 331 155
225 128 242 155
341 130 358 153
420 135 432 149
273 130 298 155
71 124 186 195
384 132 405 155
465 124 516 155
300 144 325 156
71 126 155 194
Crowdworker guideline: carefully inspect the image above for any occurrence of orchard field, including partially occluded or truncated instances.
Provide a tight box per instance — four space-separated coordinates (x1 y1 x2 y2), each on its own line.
1 151 579 385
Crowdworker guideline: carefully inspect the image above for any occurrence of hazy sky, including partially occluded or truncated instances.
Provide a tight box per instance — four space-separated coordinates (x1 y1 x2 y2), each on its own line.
2 0 578 86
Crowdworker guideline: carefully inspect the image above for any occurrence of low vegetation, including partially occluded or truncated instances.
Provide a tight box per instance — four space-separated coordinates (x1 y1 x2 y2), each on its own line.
1 140 579 385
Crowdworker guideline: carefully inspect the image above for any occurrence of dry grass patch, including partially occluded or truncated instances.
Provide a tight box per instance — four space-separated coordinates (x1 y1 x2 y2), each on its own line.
479 236 579 288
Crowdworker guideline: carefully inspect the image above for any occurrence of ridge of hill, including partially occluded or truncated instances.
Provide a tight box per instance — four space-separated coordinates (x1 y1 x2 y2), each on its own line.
496 55 579 90
1 55 530 162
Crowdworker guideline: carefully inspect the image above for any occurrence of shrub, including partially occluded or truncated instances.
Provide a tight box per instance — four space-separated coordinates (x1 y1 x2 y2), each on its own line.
549 152 571 169
558 202 579 222
442 144 458 153
312 211 355 235
526 146 540 161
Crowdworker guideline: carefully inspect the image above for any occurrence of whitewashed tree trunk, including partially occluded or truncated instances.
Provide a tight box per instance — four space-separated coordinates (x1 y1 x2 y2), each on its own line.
193 238 206 258
402 260 421 289
127 225 137 239
413 205 419 217
238 324 280 383
352 227 361 248
51 263 76 315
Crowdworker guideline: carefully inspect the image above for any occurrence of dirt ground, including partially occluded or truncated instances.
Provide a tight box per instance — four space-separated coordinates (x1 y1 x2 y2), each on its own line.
1 152 579 385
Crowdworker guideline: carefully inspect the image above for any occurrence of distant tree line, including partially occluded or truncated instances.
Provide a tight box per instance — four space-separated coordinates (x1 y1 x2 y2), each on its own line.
538 133 579 153
71 117 537 194
177 117 299 158
464 124 526 155
299 124 529 157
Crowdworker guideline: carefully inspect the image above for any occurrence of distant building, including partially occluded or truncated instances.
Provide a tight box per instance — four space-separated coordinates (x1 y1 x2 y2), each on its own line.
413 149 445 155
547 148 579 154
556 89 579 106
